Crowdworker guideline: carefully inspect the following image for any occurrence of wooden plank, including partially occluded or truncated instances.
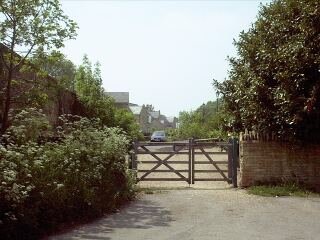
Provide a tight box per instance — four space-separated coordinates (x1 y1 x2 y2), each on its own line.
193 178 232 182
173 144 187 152
193 152 227 155
199 147 229 181
138 150 177 180
136 142 188 146
228 138 232 179
139 161 189 164
132 141 138 169
161 161 188 180
138 170 189 173
193 170 228 173
193 142 232 147
136 151 189 155
232 138 238 188
140 145 188 154
138 144 190 181
191 138 195 184
194 161 228 164
188 139 192 184
134 140 233 184
137 178 188 181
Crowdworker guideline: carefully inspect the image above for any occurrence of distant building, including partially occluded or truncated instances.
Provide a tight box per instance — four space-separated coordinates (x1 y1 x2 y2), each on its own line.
104 91 178 134
105 92 129 109
129 104 178 134
129 105 150 134
166 116 179 129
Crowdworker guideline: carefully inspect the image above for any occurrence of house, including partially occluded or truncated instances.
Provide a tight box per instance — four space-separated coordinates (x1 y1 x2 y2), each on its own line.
129 103 177 135
105 92 129 109
129 105 150 134
166 116 179 129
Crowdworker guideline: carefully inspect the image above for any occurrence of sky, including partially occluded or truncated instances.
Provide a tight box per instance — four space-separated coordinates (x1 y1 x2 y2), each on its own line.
61 0 271 117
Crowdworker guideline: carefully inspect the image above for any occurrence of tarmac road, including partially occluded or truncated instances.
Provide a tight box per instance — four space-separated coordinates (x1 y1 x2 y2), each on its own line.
48 188 320 240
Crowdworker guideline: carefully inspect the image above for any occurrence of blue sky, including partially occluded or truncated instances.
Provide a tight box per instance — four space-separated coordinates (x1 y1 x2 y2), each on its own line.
61 0 271 117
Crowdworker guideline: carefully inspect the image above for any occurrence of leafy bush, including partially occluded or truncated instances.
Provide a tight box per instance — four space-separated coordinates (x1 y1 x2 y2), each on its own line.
215 0 320 142
172 103 227 140
165 128 179 141
114 108 144 141
5 108 51 145
0 111 135 239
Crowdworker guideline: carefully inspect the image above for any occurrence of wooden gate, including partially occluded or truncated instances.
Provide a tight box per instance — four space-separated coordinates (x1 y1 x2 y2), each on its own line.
130 138 238 187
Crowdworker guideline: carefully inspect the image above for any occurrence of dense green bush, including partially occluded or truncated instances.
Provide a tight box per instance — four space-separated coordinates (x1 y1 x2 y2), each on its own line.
0 110 135 239
215 0 320 141
114 108 144 141
171 101 227 140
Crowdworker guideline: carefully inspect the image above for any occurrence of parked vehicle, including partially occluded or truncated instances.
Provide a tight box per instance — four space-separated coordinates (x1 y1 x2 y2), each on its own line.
150 130 166 142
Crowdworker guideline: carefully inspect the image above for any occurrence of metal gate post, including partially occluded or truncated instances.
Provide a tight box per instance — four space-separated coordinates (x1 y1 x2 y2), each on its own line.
231 138 238 188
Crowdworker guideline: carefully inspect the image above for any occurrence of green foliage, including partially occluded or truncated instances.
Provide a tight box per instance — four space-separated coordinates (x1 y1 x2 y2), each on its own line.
5 108 51 145
74 55 115 126
0 0 77 51
75 55 103 100
215 0 320 141
0 110 135 239
0 0 78 132
173 101 227 140
165 128 180 141
31 50 77 91
177 111 208 139
114 108 144 141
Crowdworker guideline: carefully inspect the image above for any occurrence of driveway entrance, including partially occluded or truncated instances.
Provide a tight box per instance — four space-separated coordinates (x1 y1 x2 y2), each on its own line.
131 138 238 187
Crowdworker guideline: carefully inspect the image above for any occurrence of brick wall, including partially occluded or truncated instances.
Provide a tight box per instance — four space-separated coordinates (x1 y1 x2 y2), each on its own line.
239 139 320 191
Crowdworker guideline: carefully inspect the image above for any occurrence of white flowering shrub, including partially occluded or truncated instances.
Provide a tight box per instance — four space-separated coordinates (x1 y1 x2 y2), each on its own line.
0 111 135 239
5 108 51 145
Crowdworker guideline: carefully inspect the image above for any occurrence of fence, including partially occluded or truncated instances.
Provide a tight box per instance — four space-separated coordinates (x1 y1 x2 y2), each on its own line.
130 138 238 187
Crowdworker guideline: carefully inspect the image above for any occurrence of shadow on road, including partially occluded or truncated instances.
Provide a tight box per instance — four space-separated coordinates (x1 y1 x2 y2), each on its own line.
49 199 173 240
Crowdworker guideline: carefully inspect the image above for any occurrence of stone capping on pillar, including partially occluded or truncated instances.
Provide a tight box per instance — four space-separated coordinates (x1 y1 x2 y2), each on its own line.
240 129 288 142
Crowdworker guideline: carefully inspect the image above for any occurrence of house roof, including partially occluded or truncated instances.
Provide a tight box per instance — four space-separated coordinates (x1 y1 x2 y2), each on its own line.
129 105 142 115
149 111 160 119
166 116 176 123
106 92 129 103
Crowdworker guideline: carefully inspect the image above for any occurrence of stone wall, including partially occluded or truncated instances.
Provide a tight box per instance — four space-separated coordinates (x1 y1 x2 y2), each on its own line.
44 90 85 126
0 42 86 127
239 138 320 191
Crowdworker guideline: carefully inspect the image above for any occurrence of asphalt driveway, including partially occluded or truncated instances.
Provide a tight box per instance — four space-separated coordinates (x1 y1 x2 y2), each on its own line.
47 187 320 240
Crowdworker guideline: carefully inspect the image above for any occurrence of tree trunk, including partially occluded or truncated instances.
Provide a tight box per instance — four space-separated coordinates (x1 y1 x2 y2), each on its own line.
1 70 13 134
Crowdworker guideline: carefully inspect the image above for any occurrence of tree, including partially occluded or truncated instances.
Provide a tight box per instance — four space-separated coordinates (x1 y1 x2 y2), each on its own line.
29 50 78 118
174 101 227 140
0 0 77 133
31 49 77 91
215 0 320 141
177 111 207 139
114 108 143 140
74 55 115 126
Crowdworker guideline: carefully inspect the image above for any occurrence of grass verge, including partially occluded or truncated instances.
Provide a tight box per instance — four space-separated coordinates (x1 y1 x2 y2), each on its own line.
247 184 320 197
